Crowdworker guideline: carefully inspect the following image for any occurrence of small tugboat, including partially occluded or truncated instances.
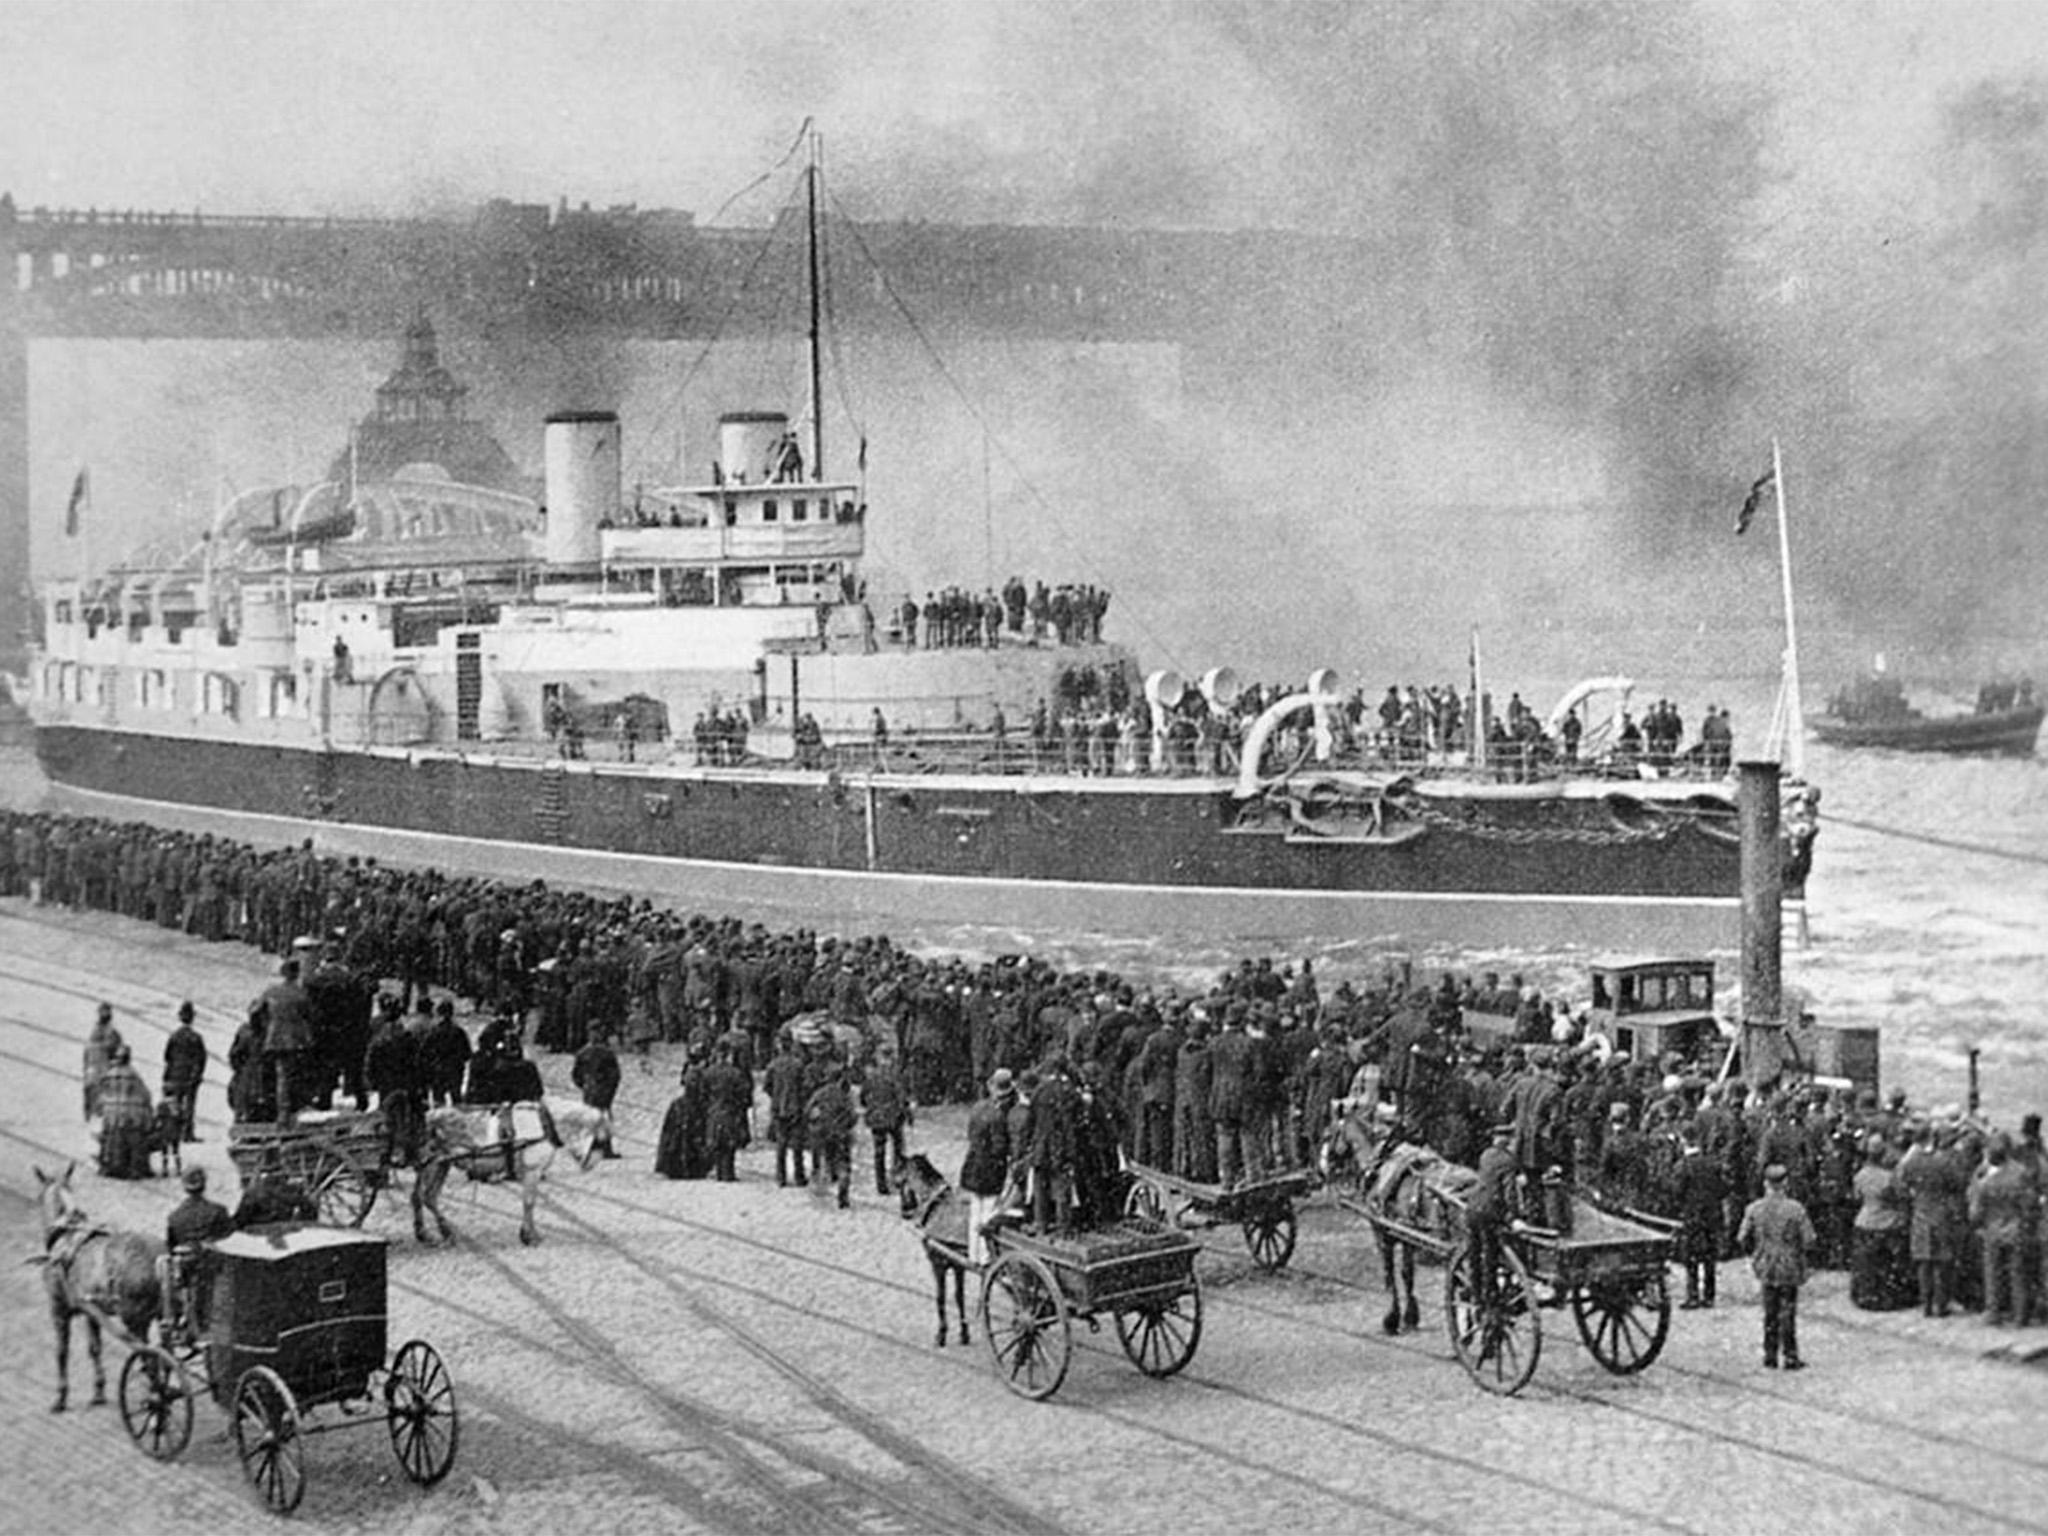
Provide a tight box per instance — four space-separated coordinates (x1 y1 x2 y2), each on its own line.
1813 671 2043 757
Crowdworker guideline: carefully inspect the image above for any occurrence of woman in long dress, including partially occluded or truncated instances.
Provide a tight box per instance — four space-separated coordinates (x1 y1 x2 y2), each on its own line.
96 1044 156 1179
82 1002 122 1122
654 1049 711 1179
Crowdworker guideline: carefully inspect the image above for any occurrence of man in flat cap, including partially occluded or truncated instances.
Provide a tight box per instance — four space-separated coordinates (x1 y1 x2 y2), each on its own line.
1738 1162 1817 1369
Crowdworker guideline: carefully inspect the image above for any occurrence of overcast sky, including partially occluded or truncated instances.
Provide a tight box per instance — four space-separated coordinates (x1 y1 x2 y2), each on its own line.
11 0 2048 668
7 0 2045 228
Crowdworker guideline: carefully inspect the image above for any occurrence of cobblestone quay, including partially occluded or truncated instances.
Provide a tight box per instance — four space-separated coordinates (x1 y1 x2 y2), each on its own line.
2 900 2044 1535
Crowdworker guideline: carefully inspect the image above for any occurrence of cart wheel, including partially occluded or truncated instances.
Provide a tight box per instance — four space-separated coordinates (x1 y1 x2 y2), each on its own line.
119 1345 193 1461
385 1339 460 1485
233 1366 305 1515
310 1150 376 1228
1114 1274 1203 1378
1242 1205 1297 1271
1571 1268 1671 1375
1444 1243 1541 1396
980 1253 1072 1401
1124 1180 1167 1229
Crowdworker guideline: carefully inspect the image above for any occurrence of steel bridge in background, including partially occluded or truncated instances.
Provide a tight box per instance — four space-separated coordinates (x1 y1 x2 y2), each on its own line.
0 193 1376 661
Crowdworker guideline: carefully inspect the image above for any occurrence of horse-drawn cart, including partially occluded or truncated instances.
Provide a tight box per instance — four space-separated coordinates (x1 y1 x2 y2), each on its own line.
118 1226 458 1514
229 1109 390 1229
974 1223 1205 1400
1122 1161 1315 1271
1337 1121 1677 1396
1446 1200 1678 1395
900 1156 1204 1401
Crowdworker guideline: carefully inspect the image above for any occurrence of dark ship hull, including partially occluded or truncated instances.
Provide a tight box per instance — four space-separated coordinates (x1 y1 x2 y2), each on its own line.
1811 704 2043 757
34 722 1805 950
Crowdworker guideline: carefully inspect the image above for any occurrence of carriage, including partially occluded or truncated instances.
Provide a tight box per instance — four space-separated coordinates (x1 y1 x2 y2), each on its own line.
229 1109 391 1229
1121 1160 1316 1272
899 1156 1205 1400
117 1225 458 1514
1336 1119 1678 1396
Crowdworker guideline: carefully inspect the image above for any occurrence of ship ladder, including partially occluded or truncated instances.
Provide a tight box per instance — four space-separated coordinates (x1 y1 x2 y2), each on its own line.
534 762 569 842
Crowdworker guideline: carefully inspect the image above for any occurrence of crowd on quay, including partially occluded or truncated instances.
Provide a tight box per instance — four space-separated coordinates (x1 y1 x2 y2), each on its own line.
1363 984 2047 1331
31 802 2040 1334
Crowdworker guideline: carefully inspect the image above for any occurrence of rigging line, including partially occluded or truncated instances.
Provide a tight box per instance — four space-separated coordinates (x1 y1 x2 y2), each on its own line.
651 128 818 452
1824 811 2048 868
664 175 807 430
814 178 865 456
822 185 1191 674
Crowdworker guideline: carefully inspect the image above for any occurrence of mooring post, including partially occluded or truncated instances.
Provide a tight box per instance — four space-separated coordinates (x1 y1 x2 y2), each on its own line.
1738 759 1785 1087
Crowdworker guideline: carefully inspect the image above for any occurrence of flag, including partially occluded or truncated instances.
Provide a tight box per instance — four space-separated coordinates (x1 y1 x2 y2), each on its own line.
1735 467 1774 535
64 468 89 537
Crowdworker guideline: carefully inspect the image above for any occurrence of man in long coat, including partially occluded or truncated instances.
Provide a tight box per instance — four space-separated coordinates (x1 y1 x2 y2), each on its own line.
161 1001 208 1144
1738 1162 1818 1369
571 1028 624 1159
702 1044 753 1183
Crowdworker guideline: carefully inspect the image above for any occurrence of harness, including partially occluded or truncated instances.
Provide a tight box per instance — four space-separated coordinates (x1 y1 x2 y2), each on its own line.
40 1213 106 1269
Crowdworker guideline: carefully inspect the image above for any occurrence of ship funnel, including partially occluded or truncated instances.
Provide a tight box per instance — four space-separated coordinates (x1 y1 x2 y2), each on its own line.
719 412 791 485
1145 670 1185 774
1200 667 1241 711
544 411 621 567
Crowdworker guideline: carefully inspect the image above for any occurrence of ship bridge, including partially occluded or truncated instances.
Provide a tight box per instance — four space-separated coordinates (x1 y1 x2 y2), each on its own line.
590 410 865 612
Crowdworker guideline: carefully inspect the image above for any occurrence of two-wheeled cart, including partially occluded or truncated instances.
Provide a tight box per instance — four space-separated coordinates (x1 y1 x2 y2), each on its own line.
1366 1181 1678 1396
229 1109 391 1229
923 1218 1205 1401
118 1225 458 1514
1122 1161 1315 1271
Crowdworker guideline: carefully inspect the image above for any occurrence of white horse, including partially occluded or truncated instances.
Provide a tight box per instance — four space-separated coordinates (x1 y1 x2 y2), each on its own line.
413 1099 609 1247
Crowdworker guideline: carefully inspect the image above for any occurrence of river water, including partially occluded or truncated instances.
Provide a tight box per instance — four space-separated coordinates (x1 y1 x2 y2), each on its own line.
2 726 2043 1121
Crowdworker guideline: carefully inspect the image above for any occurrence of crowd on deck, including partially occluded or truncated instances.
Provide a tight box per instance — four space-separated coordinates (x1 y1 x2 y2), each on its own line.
977 678 1737 783
29 800 2039 1331
894 578 1111 649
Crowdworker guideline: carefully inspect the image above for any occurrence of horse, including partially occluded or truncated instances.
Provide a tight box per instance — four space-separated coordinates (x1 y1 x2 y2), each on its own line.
31 1164 163 1412
1325 1099 1475 1335
893 1152 972 1348
413 1099 609 1247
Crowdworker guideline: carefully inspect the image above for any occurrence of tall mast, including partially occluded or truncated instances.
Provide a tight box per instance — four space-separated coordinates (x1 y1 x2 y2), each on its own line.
1772 437 1805 779
806 127 825 480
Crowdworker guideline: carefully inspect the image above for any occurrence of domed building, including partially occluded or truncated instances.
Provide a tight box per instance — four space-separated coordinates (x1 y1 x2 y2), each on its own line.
327 314 525 494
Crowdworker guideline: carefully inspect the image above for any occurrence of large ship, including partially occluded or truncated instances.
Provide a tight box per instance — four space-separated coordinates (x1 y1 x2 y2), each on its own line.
15 147 1817 951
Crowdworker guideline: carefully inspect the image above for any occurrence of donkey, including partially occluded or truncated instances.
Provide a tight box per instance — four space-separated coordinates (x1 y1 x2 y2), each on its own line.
894 1152 972 1348
32 1164 162 1412
414 1098 609 1246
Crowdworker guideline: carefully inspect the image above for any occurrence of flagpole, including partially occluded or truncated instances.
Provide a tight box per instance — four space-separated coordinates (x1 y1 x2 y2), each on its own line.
1469 626 1485 771
1771 437 1805 780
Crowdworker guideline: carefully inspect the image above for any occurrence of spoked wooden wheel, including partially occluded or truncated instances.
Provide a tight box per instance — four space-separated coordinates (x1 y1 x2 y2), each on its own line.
1445 1242 1541 1396
119 1345 193 1461
1242 1205 1297 1271
1114 1276 1203 1378
308 1149 376 1228
980 1253 1072 1401
1124 1180 1167 1228
385 1339 460 1484
1571 1268 1672 1374
233 1366 305 1514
